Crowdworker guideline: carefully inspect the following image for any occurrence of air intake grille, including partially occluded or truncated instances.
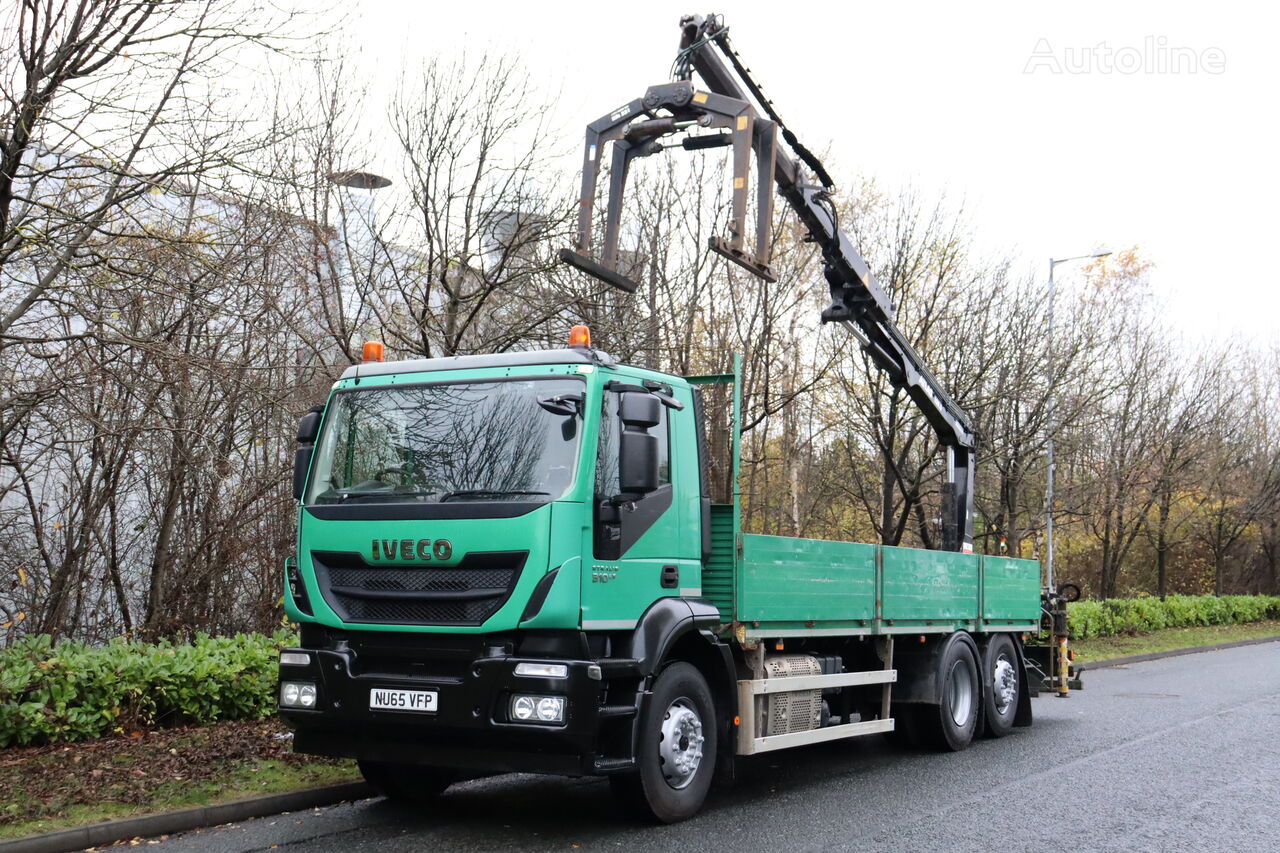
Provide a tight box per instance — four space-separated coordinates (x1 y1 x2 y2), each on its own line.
311 550 527 626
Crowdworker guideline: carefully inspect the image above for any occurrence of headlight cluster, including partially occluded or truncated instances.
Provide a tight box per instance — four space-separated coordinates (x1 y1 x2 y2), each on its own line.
510 694 565 724
280 681 317 708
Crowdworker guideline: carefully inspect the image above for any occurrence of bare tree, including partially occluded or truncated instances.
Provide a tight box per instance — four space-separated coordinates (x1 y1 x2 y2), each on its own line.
1142 350 1227 596
383 52 575 358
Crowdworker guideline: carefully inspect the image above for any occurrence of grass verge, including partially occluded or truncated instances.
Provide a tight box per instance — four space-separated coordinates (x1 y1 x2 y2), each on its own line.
1073 619 1280 663
0 717 358 841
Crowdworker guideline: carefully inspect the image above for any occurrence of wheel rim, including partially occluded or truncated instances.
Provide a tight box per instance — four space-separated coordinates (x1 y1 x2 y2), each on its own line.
992 653 1017 716
947 659 975 727
658 698 705 790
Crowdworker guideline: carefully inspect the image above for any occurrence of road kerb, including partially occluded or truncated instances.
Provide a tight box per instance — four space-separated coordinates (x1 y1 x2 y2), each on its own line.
1078 633 1280 671
0 780 372 853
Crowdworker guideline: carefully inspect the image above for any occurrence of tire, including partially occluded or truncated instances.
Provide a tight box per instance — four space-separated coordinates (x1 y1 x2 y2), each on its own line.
916 634 981 752
358 759 455 804
982 634 1020 738
610 661 718 823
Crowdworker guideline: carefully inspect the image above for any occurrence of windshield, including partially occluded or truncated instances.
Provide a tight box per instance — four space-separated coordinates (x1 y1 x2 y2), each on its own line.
305 378 583 506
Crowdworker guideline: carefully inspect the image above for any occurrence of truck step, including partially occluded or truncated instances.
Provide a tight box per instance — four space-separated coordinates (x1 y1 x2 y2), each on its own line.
597 658 641 678
597 704 638 719
592 757 636 773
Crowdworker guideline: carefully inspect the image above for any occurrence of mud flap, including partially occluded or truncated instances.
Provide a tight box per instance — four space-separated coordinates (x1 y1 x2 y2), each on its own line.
1014 643 1035 727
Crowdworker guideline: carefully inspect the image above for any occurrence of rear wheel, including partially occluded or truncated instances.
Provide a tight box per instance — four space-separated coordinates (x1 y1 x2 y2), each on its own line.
916 634 981 752
982 634 1020 738
610 661 717 823
358 759 455 804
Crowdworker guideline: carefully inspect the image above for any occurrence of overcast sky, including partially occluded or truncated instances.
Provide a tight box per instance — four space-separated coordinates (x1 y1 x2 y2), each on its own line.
344 1 1277 347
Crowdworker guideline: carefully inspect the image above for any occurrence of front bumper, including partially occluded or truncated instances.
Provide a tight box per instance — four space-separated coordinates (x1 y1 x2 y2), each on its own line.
279 640 626 776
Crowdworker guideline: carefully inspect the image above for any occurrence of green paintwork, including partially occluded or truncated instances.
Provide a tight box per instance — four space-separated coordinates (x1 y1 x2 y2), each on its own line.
737 535 876 623
576 369 701 629
286 351 1041 641
881 545 980 622
981 555 1044 623
709 533 1039 634
291 502 562 634
702 504 736 617
286 357 704 634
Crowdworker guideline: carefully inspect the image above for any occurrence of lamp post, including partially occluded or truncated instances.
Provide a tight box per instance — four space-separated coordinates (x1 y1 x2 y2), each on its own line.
1046 249 1110 592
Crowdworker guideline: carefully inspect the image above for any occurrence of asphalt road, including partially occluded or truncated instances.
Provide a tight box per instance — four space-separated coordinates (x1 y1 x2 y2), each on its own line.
143 643 1280 853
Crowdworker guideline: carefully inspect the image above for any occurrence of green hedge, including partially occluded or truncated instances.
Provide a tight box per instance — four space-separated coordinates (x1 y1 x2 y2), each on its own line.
5 594 1279 747
0 631 292 747
1068 594 1280 640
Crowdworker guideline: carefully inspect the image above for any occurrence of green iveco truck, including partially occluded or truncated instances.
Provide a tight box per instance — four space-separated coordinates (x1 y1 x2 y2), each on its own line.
277 13 1076 823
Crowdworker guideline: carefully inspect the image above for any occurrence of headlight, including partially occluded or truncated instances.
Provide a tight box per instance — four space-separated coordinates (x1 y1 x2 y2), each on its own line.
280 652 311 666
536 696 565 722
511 695 536 721
280 681 317 708
513 662 568 679
509 694 565 724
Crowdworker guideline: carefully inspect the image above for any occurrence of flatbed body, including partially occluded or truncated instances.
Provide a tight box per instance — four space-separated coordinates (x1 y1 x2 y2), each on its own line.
709 509 1042 638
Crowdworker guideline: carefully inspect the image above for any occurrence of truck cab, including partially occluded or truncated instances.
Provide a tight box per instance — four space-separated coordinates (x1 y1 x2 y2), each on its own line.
279 336 733 818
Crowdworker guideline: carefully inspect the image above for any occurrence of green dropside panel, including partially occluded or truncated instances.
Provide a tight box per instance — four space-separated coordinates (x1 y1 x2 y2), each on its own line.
736 534 876 623
981 555 1043 622
881 545 980 622
703 504 737 621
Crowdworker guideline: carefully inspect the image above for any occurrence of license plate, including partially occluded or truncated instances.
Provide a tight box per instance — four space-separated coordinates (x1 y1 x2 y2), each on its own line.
370 688 438 713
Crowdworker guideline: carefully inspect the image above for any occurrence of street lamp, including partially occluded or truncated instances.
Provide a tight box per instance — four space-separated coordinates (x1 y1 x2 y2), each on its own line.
1045 248 1111 592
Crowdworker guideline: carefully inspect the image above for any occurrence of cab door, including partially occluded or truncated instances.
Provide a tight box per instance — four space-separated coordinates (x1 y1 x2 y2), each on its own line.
580 383 698 630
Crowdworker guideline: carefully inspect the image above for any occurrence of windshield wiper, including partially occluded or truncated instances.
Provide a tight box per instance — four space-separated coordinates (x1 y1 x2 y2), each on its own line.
322 488 437 504
439 489 551 503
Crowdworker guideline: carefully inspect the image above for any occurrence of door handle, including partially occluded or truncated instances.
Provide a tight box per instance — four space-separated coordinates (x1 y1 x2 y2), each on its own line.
661 565 679 589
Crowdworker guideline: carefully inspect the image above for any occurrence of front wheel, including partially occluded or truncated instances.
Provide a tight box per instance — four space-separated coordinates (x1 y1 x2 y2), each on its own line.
610 661 718 823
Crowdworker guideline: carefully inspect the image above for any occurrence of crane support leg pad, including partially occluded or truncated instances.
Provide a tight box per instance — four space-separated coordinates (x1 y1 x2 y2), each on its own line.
558 249 641 293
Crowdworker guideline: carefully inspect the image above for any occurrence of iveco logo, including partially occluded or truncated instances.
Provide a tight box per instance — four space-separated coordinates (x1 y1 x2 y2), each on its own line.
371 539 452 561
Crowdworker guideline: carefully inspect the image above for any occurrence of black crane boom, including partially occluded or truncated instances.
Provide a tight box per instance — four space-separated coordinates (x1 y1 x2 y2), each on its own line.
563 13 976 553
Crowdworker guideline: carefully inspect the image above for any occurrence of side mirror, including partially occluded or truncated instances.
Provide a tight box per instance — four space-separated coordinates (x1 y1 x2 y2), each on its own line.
618 432 658 496
296 410 322 443
293 446 313 501
619 392 660 429
617 392 661 497
293 407 323 501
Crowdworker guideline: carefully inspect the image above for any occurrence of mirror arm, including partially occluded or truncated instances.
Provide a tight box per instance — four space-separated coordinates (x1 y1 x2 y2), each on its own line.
605 379 684 410
648 389 684 411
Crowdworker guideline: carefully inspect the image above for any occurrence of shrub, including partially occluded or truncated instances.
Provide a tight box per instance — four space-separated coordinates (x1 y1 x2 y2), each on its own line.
1068 594 1280 640
0 631 294 747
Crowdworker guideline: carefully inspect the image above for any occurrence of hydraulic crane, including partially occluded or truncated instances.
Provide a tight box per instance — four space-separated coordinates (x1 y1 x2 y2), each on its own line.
561 13 977 554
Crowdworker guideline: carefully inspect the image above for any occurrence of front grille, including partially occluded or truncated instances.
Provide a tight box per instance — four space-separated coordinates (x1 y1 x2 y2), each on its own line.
311 550 528 626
